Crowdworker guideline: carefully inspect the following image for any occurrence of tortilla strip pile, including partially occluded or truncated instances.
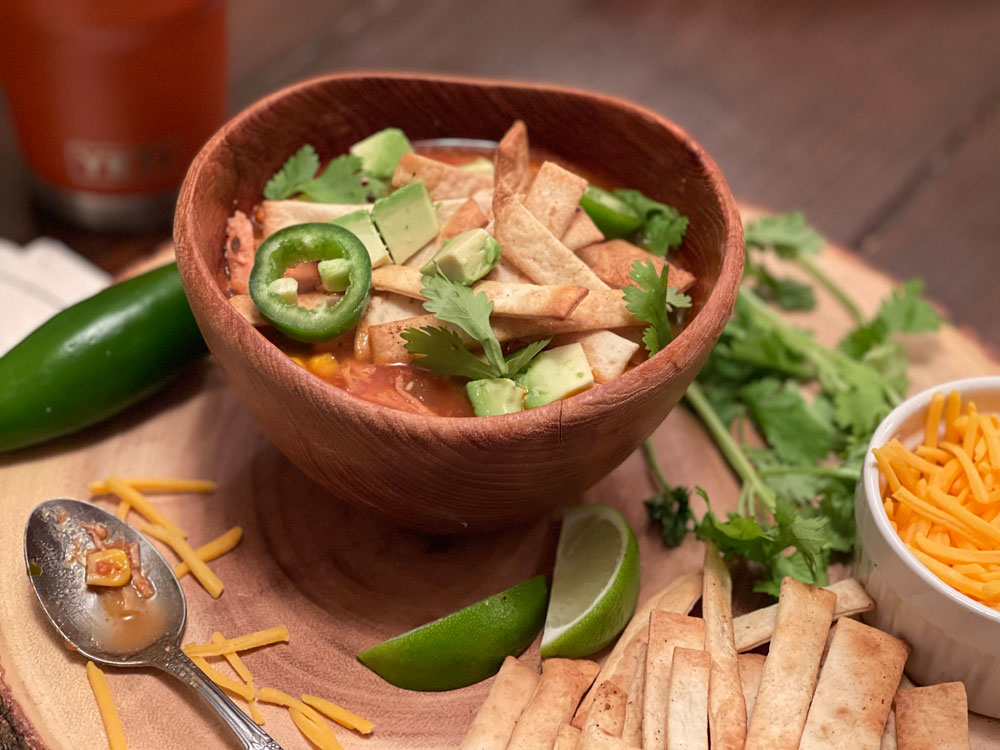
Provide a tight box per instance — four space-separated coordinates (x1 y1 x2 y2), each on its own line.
460 541 971 750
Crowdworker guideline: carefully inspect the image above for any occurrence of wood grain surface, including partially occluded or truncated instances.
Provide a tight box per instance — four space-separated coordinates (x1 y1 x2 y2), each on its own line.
1 226 999 749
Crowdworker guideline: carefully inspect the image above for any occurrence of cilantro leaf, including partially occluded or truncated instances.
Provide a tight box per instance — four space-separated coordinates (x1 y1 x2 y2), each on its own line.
263 145 320 200
299 154 369 204
739 378 835 465
419 274 506 376
875 279 941 334
744 211 824 257
645 486 695 548
623 260 691 355
505 338 552 377
401 327 497 380
612 189 689 256
750 265 816 311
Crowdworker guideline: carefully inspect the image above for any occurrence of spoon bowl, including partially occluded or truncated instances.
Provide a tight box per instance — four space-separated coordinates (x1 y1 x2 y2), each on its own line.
24 499 283 749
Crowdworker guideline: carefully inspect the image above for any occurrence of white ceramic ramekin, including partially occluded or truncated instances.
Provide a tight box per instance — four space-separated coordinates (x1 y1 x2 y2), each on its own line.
855 376 1000 717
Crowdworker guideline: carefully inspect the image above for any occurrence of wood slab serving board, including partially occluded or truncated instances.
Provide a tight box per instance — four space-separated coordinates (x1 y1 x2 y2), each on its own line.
2 221 999 749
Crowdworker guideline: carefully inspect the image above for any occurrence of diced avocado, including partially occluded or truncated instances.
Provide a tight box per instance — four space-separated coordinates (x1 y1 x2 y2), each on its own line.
349 127 413 179
516 343 594 409
267 277 298 305
420 228 501 285
371 181 440 264
318 258 352 291
459 156 494 175
466 378 526 417
330 209 390 268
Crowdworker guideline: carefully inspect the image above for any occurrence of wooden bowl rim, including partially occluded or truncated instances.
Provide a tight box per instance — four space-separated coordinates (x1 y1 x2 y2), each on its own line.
174 71 744 440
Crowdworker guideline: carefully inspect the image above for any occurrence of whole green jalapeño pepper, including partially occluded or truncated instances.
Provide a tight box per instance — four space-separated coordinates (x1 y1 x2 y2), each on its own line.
249 223 373 343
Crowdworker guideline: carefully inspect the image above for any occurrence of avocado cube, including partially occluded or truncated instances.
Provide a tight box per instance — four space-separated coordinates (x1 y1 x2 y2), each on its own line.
371 182 440 264
459 156 495 175
466 378 526 417
330 209 390 268
267 277 298 305
318 258 352 292
420 228 501 285
516 343 595 409
349 127 413 179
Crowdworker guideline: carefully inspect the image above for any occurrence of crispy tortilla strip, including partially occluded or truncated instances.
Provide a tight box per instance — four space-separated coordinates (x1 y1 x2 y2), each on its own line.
494 120 532 198
368 290 641 365
486 257 533 284
733 578 874 652
799 618 909 750
370 265 588 320
643 612 706 750
881 709 897 750
737 653 765 723
582 681 628 739
702 542 746 750
622 641 647 746
554 724 582 750
562 208 606 251
260 200 369 238
581 724 642 750
578 240 695 292
494 199 609 289
404 237 445 269
230 294 266 326
524 161 589 237
895 683 969 750
440 198 489 239
476 281 588 320
666 647 711 750
744 578 837 750
392 152 493 199
553 330 640 383
574 571 704 728
459 656 540 750
507 658 600 750
354 292 426 361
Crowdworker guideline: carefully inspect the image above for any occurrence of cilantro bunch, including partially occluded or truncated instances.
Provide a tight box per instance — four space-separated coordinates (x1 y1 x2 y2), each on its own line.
263 144 387 203
646 212 941 595
401 275 549 380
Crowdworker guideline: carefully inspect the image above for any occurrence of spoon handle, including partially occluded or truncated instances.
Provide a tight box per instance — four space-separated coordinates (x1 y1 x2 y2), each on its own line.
153 647 284 750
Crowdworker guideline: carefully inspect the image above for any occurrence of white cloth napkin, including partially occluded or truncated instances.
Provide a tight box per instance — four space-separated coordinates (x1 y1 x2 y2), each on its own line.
0 238 111 356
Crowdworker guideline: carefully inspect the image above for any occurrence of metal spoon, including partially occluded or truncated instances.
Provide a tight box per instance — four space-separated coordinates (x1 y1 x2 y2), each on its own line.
24 499 283 750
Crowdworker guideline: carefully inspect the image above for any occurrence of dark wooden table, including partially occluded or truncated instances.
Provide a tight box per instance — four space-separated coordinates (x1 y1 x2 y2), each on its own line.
1 0 998 346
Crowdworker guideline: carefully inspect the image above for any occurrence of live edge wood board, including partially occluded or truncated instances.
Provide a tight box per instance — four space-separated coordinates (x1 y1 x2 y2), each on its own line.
1 220 998 749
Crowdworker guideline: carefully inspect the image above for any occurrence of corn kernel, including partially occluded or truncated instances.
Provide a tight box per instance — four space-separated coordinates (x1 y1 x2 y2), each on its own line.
86 548 131 587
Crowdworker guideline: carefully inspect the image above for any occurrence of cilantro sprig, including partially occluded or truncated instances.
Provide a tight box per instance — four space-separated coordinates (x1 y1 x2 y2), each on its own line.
613 189 689 256
263 145 385 203
644 211 942 596
623 260 691 355
402 275 550 380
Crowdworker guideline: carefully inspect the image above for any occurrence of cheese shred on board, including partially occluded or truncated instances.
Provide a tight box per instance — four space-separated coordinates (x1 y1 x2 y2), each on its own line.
876 390 1000 607
86 661 127 750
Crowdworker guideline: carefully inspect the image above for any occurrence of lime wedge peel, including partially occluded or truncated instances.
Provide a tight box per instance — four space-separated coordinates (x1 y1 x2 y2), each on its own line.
540 504 640 658
357 574 548 692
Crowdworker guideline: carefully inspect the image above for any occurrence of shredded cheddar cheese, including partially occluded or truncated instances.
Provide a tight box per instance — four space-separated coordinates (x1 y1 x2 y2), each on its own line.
184 626 290 657
104 477 186 537
876 390 1000 607
302 694 375 735
188 653 256 701
211 632 265 725
140 522 224 598
86 661 127 750
88 477 219 495
257 688 343 750
174 527 243 578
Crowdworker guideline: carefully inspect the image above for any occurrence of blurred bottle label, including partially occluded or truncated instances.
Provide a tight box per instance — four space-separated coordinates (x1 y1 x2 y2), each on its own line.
0 0 227 230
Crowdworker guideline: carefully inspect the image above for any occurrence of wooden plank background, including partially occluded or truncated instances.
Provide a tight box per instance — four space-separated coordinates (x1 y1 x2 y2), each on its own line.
1 0 998 345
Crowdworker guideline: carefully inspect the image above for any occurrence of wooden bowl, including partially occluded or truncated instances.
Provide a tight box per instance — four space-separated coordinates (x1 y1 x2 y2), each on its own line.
173 73 743 534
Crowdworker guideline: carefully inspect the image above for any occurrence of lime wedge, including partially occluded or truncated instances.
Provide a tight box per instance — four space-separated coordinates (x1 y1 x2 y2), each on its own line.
540 505 640 658
357 575 548 691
